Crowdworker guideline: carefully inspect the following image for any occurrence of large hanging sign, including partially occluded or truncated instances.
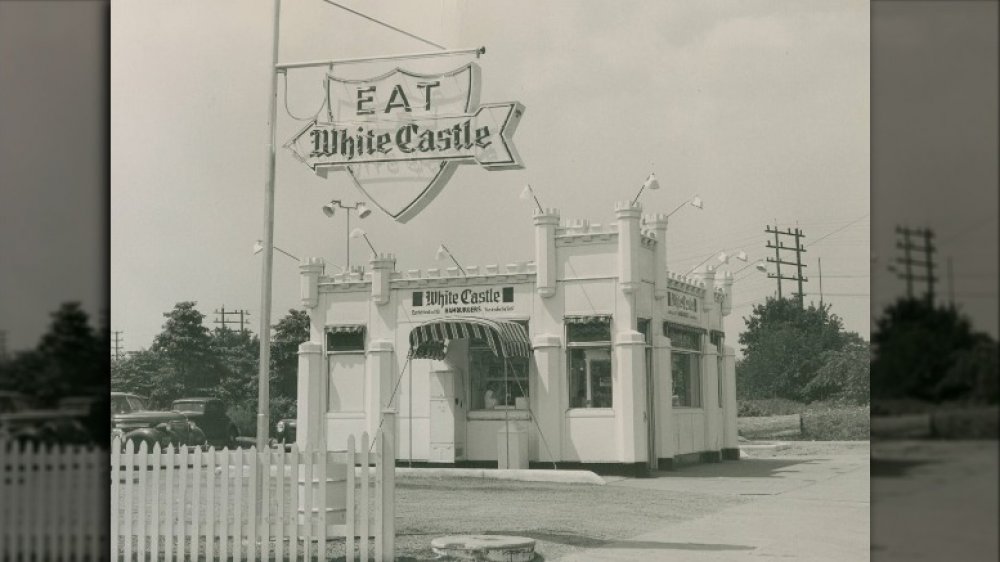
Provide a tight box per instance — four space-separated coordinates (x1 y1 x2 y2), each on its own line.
285 62 524 223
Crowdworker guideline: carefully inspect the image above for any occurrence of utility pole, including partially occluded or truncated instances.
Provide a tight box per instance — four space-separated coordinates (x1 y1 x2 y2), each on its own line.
112 331 124 360
765 225 808 307
818 258 824 307
889 226 936 304
214 306 251 332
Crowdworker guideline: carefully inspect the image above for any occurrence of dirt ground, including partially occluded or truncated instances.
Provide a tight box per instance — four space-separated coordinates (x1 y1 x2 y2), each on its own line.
392 477 747 561
739 439 870 458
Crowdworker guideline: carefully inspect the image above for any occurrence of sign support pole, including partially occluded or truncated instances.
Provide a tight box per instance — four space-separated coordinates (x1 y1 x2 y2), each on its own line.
257 0 282 452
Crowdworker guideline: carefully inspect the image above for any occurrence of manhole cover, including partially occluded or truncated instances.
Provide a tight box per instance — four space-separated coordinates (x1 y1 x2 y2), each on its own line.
431 534 537 561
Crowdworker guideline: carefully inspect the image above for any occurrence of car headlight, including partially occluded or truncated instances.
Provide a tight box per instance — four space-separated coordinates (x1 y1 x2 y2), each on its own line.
276 421 286 432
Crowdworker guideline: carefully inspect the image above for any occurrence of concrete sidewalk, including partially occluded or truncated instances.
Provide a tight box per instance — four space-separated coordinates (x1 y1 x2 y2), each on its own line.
557 448 869 561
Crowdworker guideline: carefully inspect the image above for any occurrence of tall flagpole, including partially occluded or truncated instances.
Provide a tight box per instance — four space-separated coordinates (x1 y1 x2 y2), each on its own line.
257 0 282 451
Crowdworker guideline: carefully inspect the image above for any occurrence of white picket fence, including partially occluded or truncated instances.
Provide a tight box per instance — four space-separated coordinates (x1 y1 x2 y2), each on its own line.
110 421 395 562
0 439 109 561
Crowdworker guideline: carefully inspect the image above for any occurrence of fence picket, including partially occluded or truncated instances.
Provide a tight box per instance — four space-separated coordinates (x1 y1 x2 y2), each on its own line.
260 447 271 560
376 435 383 562
246 447 257 561
360 432 370 562
191 446 202 560
316 448 326 559
274 445 285 562
178 445 190 561
205 446 216 562
111 440 120 562
232 448 244 562
150 442 161 562
220 447 229 562
287 444 300 562
123 440 134 562
163 444 174 561
138 440 151 562
346 435 356 561
302 445 314 561
79 446 92 562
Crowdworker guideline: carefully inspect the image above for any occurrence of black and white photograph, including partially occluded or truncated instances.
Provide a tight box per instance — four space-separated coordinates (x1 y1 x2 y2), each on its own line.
0 0 996 561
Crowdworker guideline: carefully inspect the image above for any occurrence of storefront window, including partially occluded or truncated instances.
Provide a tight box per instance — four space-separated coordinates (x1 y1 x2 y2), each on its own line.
711 331 725 408
567 316 613 408
671 352 702 407
666 324 703 408
469 321 529 410
326 326 366 352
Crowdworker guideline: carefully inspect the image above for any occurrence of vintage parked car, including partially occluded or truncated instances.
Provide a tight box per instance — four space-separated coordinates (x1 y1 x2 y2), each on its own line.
0 409 92 446
111 392 206 449
275 418 297 444
170 397 239 448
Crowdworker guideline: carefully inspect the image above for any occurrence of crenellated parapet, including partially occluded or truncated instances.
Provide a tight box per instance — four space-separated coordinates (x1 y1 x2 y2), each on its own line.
382 261 537 290
666 271 707 296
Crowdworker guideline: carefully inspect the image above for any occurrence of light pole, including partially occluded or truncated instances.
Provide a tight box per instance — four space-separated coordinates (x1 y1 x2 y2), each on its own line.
686 250 749 276
666 195 704 218
322 200 372 268
630 173 661 205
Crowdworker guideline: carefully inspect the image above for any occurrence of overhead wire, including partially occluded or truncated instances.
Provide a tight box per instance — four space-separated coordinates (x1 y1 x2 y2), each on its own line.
320 0 447 50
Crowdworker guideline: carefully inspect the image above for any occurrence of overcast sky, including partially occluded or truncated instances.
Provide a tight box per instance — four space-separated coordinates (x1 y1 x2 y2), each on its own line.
108 0 872 353
1 1 106 352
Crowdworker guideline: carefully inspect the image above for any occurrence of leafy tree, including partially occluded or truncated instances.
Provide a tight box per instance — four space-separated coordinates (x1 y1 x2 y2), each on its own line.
803 339 870 404
110 349 177 407
871 298 981 402
211 327 259 408
737 298 861 402
149 302 218 401
271 309 309 401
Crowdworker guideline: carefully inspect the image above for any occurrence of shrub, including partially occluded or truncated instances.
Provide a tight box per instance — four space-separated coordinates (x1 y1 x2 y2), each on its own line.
799 405 870 440
738 398 808 417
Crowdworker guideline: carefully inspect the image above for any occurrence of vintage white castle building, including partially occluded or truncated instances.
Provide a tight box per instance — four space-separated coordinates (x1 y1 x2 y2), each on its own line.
296 200 739 477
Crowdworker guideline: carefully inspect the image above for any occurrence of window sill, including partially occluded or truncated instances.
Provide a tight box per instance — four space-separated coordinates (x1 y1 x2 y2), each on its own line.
566 408 615 418
468 410 531 421
672 407 704 412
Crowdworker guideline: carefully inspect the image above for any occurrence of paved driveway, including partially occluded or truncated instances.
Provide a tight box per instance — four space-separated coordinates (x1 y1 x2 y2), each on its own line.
558 443 870 561
871 440 998 561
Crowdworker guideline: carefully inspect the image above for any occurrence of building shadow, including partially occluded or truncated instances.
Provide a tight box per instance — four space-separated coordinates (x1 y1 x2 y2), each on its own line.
656 458 818 478
870 457 936 478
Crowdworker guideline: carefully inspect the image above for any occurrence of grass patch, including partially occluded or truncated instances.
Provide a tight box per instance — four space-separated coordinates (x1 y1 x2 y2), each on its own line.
799 405 869 441
737 399 809 417
930 407 999 438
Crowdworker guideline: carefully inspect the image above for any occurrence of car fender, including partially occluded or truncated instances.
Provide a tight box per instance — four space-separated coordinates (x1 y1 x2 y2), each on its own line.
123 427 163 448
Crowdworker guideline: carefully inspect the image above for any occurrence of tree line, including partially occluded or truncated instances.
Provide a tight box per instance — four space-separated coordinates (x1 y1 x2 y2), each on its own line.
110 302 309 436
737 296 997 407
0 302 107 406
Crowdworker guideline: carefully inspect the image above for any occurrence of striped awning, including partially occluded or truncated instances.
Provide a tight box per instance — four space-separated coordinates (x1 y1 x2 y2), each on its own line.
326 324 365 334
564 314 612 325
409 317 531 360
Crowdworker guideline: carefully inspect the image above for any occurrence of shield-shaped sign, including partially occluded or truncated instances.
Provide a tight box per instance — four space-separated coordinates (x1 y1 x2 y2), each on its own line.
284 63 524 223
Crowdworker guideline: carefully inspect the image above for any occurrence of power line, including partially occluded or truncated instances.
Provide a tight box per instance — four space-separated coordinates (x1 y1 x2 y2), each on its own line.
806 213 869 248
320 0 447 50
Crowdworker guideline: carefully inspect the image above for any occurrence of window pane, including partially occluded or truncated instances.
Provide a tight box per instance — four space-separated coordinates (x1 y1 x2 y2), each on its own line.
567 322 611 343
470 338 529 410
569 348 588 407
568 347 613 408
327 329 365 352
672 352 702 407
590 350 613 408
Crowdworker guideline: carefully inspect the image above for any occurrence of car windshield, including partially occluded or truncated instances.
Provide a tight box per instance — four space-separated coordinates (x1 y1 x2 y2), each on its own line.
172 402 205 414
111 395 131 414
